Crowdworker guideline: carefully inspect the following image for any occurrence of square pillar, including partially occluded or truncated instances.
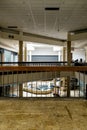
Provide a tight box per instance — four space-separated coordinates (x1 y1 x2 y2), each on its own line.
62 47 67 62
18 41 23 62
67 33 72 97
85 47 87 62
24 44 27 62
67 33 72 66
18 40 23 97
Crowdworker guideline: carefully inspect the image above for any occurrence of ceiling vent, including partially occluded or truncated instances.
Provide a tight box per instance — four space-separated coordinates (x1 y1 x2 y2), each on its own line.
8 26 18 29
45 7 60 11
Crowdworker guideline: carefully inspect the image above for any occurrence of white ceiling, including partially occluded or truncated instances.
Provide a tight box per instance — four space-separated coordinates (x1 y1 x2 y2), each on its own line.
0 0 87 48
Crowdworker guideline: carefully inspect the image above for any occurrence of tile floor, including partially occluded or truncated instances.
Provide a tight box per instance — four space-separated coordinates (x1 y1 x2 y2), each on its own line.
0 98 87 130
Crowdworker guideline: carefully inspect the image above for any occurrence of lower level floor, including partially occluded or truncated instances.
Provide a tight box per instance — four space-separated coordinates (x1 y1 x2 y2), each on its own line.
0 81 85 98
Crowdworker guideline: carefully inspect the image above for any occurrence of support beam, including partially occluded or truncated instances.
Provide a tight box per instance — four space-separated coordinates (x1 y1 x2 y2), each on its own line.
0 38 18 52
71 32 87 41
0 30 65 46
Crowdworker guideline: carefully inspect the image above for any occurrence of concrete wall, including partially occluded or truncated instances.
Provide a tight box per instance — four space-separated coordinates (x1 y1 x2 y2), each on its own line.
32 47 58 55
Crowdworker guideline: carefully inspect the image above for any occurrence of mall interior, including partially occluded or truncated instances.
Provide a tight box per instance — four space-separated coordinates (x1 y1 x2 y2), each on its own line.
0 0 87 130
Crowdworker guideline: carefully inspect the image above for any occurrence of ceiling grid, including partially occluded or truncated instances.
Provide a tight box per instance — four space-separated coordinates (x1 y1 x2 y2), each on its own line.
0 0 87 48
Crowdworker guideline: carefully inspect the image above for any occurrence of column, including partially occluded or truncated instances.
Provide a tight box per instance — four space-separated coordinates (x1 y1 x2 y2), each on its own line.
67 33 72 66
85 47 87 62
18 41 23 97
0 49 4 96
63 47 67 62
24 43 28 92
1 49 4 66
24 43 28 62
1 52 4 62
67 33 71 97
18 41 23 62
19 84 23 98
61 47 67 64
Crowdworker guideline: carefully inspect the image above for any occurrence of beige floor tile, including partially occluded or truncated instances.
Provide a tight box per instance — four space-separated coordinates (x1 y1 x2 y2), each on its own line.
0 98 87 130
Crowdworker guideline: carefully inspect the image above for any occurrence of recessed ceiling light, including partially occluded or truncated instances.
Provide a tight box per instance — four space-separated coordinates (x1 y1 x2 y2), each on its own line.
45 7 60 11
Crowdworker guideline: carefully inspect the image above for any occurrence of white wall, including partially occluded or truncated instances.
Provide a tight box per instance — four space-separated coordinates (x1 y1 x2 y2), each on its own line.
32 47 58 55
72 49 85 62
30 45 86 62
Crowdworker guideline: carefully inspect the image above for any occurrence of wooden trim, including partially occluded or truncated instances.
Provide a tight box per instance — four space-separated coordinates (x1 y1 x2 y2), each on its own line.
0 66 87 72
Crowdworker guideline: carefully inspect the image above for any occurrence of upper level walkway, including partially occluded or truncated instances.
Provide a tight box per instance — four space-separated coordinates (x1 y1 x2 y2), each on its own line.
0 98 87 130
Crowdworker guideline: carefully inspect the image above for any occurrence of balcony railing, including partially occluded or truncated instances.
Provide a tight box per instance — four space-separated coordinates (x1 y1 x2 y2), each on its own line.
0 61 70 66
0 62 87 98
